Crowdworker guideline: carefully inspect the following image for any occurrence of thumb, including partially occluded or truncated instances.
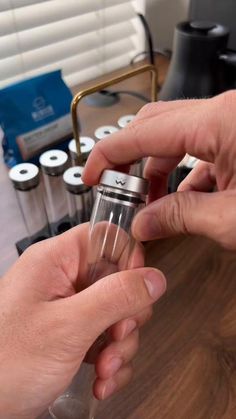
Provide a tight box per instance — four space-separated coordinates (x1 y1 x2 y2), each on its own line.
132 190 236 250
67 267 166 344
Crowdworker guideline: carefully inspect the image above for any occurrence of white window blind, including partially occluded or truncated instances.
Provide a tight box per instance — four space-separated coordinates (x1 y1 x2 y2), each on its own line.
0 0 144 88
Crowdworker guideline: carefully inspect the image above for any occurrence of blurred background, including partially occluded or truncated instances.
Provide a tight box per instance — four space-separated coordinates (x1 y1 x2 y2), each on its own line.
1 0 236 272
0 0 188 89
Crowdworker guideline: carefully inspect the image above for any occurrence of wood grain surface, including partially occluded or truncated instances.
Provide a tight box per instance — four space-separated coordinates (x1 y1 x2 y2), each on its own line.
96 236 236 419
1 57 236 419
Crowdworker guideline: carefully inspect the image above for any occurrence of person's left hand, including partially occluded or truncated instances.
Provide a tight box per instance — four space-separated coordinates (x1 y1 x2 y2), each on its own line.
0 224 166 419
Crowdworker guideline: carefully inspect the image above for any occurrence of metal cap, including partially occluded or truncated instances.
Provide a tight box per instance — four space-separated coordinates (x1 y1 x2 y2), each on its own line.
39 149 68 176
9 163 39 190
63 166 90 194
95 125 118 140
117 115 135 128
68 137 95 161
99 170 149 196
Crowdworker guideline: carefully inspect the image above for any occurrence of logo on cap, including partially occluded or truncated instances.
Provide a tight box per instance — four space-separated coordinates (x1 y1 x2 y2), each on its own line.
115 176 126 186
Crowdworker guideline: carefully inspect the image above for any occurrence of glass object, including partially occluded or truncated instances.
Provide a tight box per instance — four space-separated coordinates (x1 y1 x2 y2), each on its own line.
9 163 50 243
68 137 97 200
68 137 95 166
49 170 149 419
63 166 94 226
94 125 118 140
39 149 69 236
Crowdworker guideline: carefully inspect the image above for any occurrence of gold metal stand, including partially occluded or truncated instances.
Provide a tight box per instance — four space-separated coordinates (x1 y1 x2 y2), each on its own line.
71 64 158 163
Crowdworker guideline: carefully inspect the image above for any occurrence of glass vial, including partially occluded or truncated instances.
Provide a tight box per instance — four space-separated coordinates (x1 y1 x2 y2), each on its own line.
68 137 97 202
9 163 50 244
39 149 69 236
68 137 95 166
49 170 149 419
63 166 94 226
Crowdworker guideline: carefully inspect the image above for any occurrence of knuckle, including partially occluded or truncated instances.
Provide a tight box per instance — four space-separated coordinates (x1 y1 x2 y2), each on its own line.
123 332 139 361
212 195 236 251
125 118 148 155
21 239 46 262
170 194 189 234
137 102 158 118
114 272 139 309
219 90 236 107
215 226 235 251
144 305 153 323
112 270 150 312
157 193 190 235
136 306 153 326
215 91 236 144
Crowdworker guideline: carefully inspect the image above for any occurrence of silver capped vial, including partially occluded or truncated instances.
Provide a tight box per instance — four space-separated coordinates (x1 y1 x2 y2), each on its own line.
117 114 135 128
88 170 149 284
94 125 118 140
9 162 50 246
39 149 69 236
68 137 95 166
63 166 93 226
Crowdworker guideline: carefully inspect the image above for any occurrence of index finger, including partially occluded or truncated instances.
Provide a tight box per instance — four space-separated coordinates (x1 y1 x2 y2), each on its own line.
83 97 220 185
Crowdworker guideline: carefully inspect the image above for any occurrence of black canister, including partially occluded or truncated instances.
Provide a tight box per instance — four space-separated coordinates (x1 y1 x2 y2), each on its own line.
159 21 230 100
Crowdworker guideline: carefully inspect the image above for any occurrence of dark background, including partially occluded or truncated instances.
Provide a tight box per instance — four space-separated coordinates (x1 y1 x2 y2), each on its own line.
190 0 236 50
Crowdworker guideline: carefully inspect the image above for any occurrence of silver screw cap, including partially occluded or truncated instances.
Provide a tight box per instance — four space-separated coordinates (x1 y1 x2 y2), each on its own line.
63 166 90 194
9 163 39 190
39 149 68 176
99 170 149 196
94 125 118 140
117 115 135 128
68 137 95 161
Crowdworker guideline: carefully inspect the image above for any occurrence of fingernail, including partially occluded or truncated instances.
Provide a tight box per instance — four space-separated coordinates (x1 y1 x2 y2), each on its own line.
133 213 158 241
101 379 117 399
108 357 122 376
144 270 166 300
122 320 137 339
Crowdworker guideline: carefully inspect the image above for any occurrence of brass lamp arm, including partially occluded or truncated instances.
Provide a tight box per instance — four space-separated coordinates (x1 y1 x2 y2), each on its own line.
71 64 158 163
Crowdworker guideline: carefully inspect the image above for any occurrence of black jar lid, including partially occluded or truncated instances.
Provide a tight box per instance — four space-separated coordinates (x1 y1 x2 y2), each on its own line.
178 20 229 39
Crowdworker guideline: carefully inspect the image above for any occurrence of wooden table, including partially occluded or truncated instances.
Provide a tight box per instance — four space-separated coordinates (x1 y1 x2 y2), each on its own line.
1 57 236 419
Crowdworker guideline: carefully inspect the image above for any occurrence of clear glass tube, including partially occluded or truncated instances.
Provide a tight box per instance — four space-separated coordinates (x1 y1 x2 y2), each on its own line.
9 162 50 244
49 171 148 419
42 172 69 235
63 166 94 226
16 185 50 243
66 189 94 226
40 150 70 236
68 137 95 166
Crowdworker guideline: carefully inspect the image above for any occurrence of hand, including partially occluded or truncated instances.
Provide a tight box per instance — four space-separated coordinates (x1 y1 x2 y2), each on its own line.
83 90 236 250
0 224 166 419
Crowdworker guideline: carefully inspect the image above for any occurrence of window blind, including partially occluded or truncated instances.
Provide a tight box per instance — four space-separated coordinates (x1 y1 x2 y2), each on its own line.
0 0 144 88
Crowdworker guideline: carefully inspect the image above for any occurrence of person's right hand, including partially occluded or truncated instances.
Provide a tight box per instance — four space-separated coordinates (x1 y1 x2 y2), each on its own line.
83 90 236 251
